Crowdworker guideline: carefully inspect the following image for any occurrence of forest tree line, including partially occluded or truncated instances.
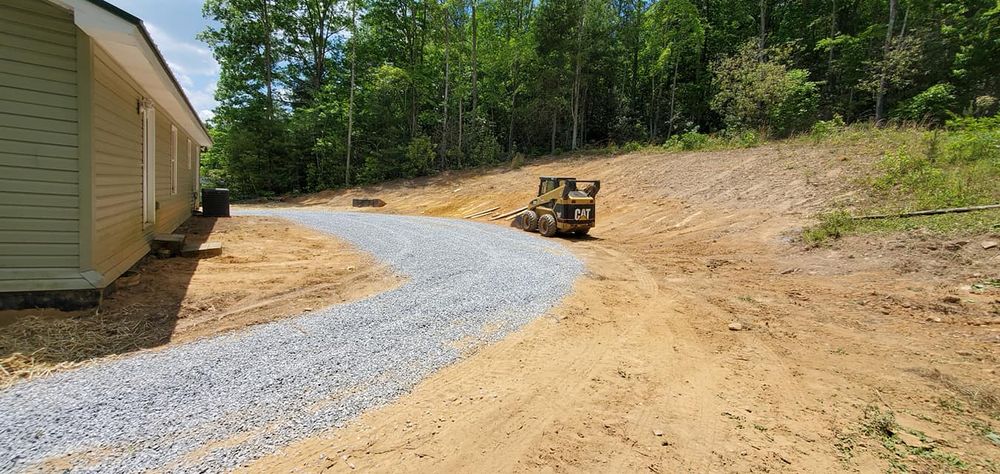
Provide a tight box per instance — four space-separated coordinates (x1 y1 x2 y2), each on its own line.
200 0 999 197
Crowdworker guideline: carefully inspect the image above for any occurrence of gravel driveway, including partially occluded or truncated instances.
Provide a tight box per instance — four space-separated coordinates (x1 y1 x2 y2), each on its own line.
0 210 582 473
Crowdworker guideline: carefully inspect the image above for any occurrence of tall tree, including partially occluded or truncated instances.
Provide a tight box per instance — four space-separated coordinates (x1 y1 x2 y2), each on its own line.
345 0 357 185
875 0 898 125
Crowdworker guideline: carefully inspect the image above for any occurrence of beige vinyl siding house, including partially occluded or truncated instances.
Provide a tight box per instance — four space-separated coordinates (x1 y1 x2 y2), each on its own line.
0 0 211 301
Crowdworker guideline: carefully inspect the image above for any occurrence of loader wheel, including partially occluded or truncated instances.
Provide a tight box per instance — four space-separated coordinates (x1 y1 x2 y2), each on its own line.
537 214 557 237
522 210 538 232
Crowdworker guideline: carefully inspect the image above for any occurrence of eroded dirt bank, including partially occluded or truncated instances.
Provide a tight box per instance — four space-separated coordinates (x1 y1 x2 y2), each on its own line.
249 144 998 472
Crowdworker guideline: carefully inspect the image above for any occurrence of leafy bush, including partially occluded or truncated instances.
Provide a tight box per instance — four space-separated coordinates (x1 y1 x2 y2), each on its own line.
445 147 465 168
941 114 1000 164
810 114 847 141
610 114 647 144
726 129 761 148
970 95 997 117
357 155 386 184
770 69 820 136
200 168 228 189
621 141 645 153
669 131 709 150
711 42 819 137
403 135 434 178
661 129 759 151
466 114 503 166
895 83 957 125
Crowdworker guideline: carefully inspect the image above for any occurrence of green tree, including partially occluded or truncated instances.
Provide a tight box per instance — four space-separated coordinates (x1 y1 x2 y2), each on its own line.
711 42 819 136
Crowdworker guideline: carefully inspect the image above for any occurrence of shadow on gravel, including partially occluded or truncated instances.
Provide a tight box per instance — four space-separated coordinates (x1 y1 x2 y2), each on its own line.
0 217 218 385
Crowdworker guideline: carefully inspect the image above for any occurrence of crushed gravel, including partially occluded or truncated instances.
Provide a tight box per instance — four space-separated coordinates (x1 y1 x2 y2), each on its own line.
0 210 583 473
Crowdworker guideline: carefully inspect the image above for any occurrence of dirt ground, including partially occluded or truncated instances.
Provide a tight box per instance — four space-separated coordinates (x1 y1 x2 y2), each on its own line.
247 143 999 472
0 215 401 387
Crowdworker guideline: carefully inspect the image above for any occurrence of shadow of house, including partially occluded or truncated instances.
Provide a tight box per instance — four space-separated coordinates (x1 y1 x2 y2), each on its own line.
0 215 218 378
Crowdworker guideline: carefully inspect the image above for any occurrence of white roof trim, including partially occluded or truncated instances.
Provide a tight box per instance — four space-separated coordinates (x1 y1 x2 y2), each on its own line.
49 0 212 146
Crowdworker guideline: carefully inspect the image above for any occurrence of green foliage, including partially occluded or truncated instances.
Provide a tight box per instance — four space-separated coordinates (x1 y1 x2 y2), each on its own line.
662 129 760 151
404 136 435 178
805 116 1000 243
664 130 708 150
770 69 820 136
802 211 857 246
200 0 1000 198
725 129 762 148
711 42 819 137
895 84 957 125
358 154 388 185
810 115 847 141
620 141 644 153
466 115 503 167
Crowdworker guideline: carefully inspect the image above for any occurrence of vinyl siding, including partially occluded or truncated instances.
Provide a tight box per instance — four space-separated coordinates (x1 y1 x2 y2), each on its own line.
90 44 147 280
0 0 89 291
154 104 196 235
90 44 197 282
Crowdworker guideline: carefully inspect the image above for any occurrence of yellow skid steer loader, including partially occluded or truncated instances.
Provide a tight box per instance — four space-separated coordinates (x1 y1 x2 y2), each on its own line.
511 177 600 237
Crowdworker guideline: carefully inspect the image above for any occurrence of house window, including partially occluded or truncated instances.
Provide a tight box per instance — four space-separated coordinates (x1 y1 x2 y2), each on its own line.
141 100 156 227
170 125 178 195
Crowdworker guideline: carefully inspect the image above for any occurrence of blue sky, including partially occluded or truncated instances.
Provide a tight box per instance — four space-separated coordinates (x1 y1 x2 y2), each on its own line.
113 0 220 121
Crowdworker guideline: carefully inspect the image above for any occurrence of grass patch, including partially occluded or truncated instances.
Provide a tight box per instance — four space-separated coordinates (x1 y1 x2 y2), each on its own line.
857 405 973 472
803 115 1000 244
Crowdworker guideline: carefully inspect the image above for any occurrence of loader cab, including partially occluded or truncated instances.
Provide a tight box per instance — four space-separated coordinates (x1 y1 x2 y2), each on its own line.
538 176 575 196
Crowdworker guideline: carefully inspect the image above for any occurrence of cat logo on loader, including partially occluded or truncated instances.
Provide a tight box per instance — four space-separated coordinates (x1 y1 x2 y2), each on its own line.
511 177 600 237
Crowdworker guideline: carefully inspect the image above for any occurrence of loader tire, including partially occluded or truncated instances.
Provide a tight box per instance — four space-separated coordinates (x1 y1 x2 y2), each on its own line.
538 214 557 237
522 210 538 232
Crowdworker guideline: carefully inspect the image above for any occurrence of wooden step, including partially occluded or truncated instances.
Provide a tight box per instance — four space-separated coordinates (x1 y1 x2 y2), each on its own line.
181 242 223 258
152 234 186 254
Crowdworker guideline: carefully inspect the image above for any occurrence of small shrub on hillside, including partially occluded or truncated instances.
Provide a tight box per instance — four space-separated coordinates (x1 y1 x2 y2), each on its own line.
894 83 957 125
610 114 647 143
358 154 388 184
810 114 846 141
671 130 712 150
770 69 820 136
466 115 503 166
802 210 856 246
726 129 761 148
942 114 1000 164
621 141 644 153
403 135 434 178
969 95 997 117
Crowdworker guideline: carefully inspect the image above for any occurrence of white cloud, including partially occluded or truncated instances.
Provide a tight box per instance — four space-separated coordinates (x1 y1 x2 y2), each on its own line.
145 22 219 120
145 23 218 75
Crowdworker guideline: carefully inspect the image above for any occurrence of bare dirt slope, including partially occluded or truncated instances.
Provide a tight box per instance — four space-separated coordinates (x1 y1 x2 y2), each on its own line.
251 144 999 473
